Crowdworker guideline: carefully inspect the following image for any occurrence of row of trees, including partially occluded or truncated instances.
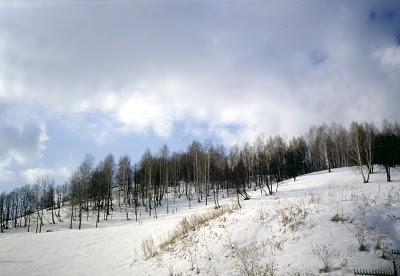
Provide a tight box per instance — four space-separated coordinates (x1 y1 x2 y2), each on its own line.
0 177 66 233
1 120 399 232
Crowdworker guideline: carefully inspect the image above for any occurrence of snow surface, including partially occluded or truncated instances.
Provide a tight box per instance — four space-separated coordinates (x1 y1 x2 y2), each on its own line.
0 167 399 275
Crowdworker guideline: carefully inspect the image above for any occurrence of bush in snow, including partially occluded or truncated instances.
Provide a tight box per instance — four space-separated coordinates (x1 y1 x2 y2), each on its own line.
385 186 399 208
231 242 277 276
330 209 347 223
168 267 183 276
184 234 200 273
351 191 376 216
373 232 387 250
160 203 238 251
355 226 368 251
141 236 157 259
311 243 340 273
277 201 309 231
306 191 322 205
381 242 393 260
256 205 271 222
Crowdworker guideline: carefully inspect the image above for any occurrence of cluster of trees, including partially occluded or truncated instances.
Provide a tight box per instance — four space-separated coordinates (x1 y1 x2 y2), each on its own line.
0 177 66 233
1 120 399 233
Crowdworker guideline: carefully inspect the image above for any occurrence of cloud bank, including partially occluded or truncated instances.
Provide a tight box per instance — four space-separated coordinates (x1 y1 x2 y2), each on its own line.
0 0 399 189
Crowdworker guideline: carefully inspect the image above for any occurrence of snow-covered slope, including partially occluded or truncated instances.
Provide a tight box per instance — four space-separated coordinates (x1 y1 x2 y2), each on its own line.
0 167 399 275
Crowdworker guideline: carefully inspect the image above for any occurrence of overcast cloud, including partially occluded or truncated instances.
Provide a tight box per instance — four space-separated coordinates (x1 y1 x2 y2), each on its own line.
0 0 399 190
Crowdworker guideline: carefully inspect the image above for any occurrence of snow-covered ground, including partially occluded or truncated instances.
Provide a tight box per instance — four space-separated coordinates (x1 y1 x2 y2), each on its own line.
0 167 399 275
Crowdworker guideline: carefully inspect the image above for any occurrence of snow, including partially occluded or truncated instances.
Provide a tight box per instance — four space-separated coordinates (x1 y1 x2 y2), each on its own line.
0 167 399 275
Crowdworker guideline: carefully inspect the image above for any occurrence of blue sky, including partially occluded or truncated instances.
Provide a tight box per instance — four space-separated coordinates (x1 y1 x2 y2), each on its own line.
0 0 400 191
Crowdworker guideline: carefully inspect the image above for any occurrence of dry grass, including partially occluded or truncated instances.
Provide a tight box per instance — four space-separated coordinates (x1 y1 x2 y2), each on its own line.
311 243 341 273
355 225 369 251
306 192 322 205
160 203 239 251
231 242 277 276
256 204 272 222
277 200 309 231
386 187 400 208
331 209 348 223
141 236 157 259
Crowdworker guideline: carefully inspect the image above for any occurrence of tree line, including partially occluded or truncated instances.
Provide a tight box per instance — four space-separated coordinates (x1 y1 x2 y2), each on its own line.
1 120 399 233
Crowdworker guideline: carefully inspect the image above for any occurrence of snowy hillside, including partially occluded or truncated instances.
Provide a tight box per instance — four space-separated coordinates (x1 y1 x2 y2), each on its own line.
0 167 399 275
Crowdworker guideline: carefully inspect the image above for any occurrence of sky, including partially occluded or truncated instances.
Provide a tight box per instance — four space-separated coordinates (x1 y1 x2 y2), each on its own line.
0 0 400 191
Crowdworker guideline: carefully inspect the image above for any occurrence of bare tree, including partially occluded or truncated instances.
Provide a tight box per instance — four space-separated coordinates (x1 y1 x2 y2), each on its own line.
117 155 132 220
349 122 375 183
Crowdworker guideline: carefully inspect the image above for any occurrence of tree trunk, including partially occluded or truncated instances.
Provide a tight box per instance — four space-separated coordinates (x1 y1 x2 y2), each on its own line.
236 193 241 209
70 203 73 229
96 200 101 228
385 165 391 182
359 165 367 183
39 215 42 233
78 203 82 230
51 205 55 224
27 214 30 232
36 211 39 233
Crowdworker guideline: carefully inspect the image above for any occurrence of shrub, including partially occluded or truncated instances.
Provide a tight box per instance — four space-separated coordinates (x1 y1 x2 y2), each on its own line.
142 236 157 259
231 242 277 276
307 192 321 205
311 244 340 273
331 209 347 223
256 205 270 222
374 233 386 250
381 242 393 259
277 201 309 231
355 226 368 251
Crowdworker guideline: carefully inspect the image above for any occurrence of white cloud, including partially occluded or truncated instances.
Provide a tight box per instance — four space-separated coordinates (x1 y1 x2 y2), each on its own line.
374 46 400 67
21 167 71 184
0 102 49 187
0 0 399 184
0 166 15 182
0 116 48 165
116 92 174 137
